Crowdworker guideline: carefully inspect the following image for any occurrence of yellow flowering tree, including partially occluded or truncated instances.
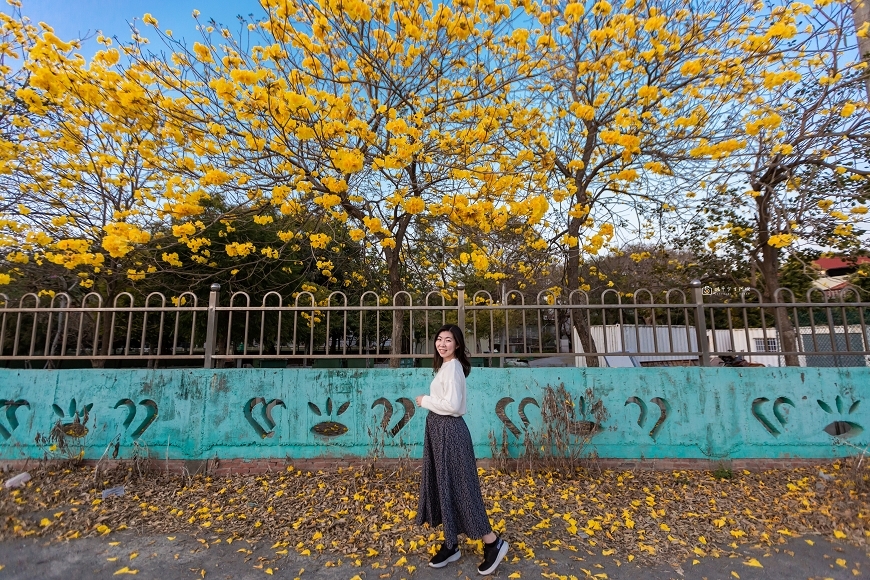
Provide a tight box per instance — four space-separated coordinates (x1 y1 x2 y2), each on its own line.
0 16 174 307
525 0 782 364
0 3 42 285
131 0 543 363
8 0 867 371
408 211 560 300
688 1 870 365
2 8 343 301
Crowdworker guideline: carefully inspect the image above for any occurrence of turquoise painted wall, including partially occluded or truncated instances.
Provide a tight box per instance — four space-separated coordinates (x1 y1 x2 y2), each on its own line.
0 368 866 461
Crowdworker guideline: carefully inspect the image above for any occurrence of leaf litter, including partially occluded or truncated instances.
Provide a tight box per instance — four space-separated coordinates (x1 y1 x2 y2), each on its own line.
1 459 868 572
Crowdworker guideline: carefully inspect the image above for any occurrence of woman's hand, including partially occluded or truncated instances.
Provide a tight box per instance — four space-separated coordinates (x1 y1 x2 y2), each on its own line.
415 395 424 407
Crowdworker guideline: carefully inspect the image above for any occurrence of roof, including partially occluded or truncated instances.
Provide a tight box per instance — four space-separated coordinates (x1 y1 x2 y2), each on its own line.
813 256 870 271
811 276 852 291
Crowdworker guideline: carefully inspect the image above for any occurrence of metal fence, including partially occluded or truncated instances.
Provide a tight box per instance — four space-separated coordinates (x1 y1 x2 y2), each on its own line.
1 281 868 370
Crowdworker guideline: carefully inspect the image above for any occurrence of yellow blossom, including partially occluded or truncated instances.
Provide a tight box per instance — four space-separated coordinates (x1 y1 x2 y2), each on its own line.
767 233 796 248
102 223 151 258
564 2 585 24
841 103 856 117
403 197 425 214
159 253 181 267
225 242 255 257
680 61 703 76
310 233 331 249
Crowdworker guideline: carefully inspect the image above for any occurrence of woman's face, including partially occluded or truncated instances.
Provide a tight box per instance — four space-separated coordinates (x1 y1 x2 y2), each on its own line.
435 330 457 361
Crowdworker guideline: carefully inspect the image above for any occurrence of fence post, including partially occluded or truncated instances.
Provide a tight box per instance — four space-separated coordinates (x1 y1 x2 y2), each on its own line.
204 283 220 369
457 282 466 333
690 279 710 367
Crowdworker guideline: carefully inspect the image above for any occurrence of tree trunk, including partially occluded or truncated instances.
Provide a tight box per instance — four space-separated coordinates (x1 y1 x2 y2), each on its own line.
757 227 800 367
572 314 600 367
564 229 600 367
91 309 112 369
91 279 117 369
44 307 66 370
386 248 404 369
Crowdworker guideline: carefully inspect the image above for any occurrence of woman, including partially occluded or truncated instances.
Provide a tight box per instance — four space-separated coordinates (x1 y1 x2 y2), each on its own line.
414 324 509 575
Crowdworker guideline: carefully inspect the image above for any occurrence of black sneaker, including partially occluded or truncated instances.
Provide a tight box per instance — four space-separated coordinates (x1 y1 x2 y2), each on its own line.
428 544 461 568
478 537 509 575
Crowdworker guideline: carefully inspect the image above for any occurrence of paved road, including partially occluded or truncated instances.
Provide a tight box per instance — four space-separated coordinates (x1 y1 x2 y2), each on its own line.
0 531 866 579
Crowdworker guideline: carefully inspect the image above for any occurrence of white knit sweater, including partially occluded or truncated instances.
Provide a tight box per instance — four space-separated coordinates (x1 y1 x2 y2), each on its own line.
420 358 467 417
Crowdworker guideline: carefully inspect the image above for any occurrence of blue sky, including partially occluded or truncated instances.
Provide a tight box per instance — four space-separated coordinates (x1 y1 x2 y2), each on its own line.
16 0 265 45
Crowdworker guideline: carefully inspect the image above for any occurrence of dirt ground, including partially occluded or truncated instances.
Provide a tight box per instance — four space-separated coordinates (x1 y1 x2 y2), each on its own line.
1 459 868 579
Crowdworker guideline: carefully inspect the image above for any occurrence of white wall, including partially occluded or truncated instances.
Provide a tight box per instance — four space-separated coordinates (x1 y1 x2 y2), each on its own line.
573 325 700 367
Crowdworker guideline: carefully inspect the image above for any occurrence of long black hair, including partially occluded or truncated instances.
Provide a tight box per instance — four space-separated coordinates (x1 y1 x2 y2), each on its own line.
432 324 471 377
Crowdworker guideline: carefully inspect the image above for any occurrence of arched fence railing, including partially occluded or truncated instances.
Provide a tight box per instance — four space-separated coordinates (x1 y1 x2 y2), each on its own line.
0 281 868 370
